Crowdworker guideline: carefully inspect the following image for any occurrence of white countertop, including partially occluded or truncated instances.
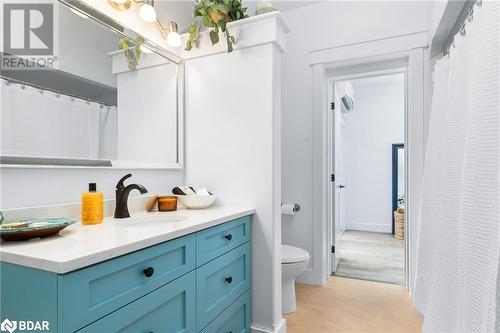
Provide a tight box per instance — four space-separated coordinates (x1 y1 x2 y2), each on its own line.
0 206 254 274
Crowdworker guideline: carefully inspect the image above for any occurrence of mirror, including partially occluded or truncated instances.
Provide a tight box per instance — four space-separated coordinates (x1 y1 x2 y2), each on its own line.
392 143 405 233
0 0 183 168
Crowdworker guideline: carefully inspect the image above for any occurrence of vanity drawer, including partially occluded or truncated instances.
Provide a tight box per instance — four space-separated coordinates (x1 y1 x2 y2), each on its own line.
196 216 250 265
77 270 196 333
60 235 195 332
200 290 251 333
197 242 251 330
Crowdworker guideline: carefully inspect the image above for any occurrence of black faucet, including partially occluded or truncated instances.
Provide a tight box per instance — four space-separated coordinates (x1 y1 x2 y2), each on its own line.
114 174 148 218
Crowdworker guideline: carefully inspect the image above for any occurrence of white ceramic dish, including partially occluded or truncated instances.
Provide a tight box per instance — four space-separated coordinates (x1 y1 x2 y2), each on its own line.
177 194 216 209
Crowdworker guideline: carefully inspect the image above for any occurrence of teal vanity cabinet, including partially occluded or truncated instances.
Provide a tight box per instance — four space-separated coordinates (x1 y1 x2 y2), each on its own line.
0 215 252 333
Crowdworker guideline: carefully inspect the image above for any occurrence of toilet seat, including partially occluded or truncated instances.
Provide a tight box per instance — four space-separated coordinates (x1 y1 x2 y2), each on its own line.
282 244 310 264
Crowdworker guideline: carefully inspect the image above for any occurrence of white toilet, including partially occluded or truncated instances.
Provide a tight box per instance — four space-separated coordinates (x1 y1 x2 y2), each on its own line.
281 244 310 314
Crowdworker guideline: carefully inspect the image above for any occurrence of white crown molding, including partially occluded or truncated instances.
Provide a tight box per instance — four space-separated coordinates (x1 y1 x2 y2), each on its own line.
179 12 290 61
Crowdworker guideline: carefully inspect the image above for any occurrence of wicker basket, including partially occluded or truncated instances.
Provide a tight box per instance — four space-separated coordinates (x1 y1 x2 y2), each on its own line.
394 208 405 240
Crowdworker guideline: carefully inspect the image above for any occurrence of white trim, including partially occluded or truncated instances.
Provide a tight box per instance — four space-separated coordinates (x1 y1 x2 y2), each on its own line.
0 163 182 170
309 31 428 66
310 34 426 290
406 47 425 293
252 318 287 333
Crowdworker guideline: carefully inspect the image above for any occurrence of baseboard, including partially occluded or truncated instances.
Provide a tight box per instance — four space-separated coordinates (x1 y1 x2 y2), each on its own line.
252 318 286 333
346 222 391 233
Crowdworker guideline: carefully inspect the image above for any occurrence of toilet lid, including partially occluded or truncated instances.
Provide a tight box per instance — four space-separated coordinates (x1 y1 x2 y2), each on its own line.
282 244 310 264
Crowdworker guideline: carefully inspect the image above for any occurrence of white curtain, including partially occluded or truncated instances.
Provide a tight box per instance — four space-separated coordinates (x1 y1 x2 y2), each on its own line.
0 79 117 160
414 1 500 332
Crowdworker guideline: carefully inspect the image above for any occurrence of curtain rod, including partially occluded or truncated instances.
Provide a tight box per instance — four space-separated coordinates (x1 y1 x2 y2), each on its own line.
444 0 481 55
0 75 117 108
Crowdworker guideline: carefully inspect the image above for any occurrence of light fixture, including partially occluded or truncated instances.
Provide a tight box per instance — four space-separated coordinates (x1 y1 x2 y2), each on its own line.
139 0 156 23
166 22 182 48
107 0 131 11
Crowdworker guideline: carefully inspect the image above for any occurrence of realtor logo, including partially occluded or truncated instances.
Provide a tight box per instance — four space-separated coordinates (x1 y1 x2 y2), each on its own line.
3 3 53 55
2 2 57 70
0 319 17 333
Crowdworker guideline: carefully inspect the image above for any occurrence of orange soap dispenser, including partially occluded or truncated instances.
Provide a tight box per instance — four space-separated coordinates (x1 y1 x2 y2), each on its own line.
81 183 104 225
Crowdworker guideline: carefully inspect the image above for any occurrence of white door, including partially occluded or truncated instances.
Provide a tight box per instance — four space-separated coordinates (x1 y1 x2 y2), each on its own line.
329 84 346 274
332 92 343 274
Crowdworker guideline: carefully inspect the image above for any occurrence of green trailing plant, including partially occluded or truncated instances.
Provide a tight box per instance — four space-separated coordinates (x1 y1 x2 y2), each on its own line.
185 0 248 53
119 36 145 71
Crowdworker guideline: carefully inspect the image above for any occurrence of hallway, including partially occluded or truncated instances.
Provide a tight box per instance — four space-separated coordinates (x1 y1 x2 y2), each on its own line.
285 277 422 333
335 230 405 285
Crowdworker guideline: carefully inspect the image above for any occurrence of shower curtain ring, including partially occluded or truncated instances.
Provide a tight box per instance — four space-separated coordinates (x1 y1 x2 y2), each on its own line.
460 24 466 35
468 8 473 22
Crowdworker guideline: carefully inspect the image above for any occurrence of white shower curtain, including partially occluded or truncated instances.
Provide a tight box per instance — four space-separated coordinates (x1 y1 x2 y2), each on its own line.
414 1 500 332
1 79 117 161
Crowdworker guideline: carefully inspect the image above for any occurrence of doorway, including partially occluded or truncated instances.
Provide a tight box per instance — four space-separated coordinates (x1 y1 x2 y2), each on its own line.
328 71 407 285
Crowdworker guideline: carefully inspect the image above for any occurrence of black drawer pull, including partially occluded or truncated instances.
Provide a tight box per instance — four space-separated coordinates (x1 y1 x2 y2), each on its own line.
224 234 233 241
143 267 154 277
225 276 233 284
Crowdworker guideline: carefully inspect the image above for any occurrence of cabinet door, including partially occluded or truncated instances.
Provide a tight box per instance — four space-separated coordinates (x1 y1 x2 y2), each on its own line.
77 271 196 333
200 290 251 333
61 235 195 332
196 216 251 266
197 243 251 330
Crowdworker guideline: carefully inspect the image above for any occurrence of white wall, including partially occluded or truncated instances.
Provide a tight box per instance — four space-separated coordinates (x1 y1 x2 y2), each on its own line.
341 75 404 233
280 1 429 284
116 63 177 165
184 41 284 333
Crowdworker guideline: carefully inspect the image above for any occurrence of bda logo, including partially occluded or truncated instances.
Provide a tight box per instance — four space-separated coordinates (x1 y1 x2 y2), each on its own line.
0 319 17 333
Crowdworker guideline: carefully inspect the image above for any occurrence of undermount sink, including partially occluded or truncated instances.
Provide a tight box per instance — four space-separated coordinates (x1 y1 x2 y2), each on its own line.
116 214 187 227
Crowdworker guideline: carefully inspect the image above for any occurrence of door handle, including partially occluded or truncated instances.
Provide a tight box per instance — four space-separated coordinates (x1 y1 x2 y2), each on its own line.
337 185 346 189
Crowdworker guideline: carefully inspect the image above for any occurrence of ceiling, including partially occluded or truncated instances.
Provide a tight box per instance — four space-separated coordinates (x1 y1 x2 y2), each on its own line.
155 0 323 33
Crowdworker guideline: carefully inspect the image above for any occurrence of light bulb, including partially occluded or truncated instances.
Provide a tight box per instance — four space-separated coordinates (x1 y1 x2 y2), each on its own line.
113 0 127 4
167 32 182 47
166 22 181 47
139 0 156 23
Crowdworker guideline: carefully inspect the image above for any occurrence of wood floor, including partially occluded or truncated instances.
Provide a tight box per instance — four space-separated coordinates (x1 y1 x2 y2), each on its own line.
285 277 423 333
335 230 405 285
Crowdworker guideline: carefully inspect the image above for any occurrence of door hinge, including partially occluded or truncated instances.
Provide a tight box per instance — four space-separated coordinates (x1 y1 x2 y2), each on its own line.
330 102 335 111
331 174 335 182
331 246 335 253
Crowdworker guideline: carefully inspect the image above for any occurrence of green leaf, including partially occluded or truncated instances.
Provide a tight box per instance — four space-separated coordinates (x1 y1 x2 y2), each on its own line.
218 4 228 14
218 19 226 32
209 30 219 45
203 15 211 26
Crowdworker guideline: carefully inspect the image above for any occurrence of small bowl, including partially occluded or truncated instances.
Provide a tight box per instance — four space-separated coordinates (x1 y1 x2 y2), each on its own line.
177 194 216 209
